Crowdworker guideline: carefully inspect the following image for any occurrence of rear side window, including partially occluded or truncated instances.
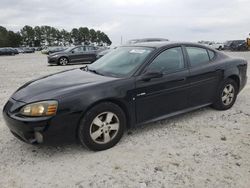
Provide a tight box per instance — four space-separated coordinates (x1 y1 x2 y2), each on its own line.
147 47 184 73
186 47 210 67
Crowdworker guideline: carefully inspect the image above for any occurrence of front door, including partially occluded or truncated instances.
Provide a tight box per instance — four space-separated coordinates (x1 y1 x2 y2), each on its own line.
135 47 190 124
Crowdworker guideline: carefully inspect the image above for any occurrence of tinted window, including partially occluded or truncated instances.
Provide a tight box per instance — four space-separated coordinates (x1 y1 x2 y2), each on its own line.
208 50 215 60
186 47 210 67
147 47 184 73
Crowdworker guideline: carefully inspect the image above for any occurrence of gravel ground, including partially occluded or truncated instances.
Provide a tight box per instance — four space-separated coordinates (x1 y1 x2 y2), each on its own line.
0 52 249 188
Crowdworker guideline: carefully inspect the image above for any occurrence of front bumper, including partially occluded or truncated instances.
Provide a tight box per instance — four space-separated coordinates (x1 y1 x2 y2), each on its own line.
47 56 58 64
3 98 50 143
2 98 78 144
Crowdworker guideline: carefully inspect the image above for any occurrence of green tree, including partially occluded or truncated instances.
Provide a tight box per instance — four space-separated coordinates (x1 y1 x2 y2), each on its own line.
79 27 89 44
20 25 35 46
34 26 43 47
89 29 97 43
0 26 8 47
40 26 55 46
71 28 81 44
103 33 112 46
0 26 22 47
7 31 22 47
0 25 111 47
60 29 72 45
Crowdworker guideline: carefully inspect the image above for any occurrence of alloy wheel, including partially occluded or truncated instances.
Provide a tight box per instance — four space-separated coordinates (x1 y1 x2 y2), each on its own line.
90 112 120 144
59 57 68 65
221 84 235 106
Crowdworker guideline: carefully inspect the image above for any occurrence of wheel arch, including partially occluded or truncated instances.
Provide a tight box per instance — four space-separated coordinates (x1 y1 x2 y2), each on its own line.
76 98 131 138
227 75 240 90
224 65 241 89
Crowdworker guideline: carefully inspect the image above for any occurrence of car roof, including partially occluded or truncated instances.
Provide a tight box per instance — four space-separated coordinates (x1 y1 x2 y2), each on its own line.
123 41 211 49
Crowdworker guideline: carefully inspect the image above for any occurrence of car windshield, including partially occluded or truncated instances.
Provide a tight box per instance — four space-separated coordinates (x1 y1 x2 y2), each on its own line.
88 47 153 77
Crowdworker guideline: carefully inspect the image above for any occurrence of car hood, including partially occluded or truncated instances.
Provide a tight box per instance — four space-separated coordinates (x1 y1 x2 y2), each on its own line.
49 51 65 56
11 68 118 103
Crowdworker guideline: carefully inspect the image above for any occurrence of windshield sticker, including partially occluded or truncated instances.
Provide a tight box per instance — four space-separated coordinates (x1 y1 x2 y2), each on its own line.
129 49 147 54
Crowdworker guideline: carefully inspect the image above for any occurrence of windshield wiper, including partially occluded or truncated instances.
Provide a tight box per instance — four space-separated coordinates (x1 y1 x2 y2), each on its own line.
80 65 104 76
80 65 88 71
88 68 104 76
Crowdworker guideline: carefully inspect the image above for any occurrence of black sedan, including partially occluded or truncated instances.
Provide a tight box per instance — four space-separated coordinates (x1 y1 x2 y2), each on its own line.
0 48 17 55
22 47 35 53
47 45 99 65
3 42 248 151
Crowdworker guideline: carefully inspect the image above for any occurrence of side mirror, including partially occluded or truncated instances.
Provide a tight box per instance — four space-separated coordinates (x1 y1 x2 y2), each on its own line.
139 71 163 81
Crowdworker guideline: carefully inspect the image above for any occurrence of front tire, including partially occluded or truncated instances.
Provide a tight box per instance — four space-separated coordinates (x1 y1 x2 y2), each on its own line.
78 102 126 151
212 78 238 110
58 57 68 66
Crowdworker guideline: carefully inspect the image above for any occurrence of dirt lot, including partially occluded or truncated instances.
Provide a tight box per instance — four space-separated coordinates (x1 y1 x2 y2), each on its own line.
0 52 249 188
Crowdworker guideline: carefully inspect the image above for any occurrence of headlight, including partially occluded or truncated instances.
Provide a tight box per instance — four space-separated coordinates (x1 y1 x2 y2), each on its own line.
51 54 58 58
20 101 58 117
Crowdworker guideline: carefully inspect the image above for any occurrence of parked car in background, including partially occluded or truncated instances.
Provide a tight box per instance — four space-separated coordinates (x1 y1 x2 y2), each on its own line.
13 48 19 54
21 47 35 53
15 48 24 53
208 42 224 50
96 48 112 59
223 41 233 50
224 40 248 51
127 38 168 44
41 46 67 55
3 42 248 150
0 48 17 55
47 45 100 65
7 48 19 54
35 47 42 51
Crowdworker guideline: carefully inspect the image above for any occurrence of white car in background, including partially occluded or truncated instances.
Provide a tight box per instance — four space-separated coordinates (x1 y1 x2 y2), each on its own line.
208 42 224 50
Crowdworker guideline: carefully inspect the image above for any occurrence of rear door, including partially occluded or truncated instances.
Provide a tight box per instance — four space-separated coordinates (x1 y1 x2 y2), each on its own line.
135 46 190 123
184 46 223 107
83 46 97 62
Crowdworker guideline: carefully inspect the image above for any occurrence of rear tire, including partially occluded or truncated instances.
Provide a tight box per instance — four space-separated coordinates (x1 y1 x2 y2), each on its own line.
212 78 238 110
78 102 126 151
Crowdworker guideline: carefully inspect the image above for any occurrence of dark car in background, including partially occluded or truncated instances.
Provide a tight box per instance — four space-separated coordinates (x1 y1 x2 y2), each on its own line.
15 48 24 53
22 47 35 53
48 45 99 65
0 48 18 55
96 48 112 59
3 42 248 151
35 47 42 51
8 48 19 54
224 40 248 51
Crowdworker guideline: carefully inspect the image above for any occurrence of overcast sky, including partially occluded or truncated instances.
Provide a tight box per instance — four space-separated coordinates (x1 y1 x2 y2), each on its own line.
1 0 250 45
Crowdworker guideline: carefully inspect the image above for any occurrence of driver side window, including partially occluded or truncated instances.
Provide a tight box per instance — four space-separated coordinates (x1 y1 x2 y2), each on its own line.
147 47 184 73
72 47 83 53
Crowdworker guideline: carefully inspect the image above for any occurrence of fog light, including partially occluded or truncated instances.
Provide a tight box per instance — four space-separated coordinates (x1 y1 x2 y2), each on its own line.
34 132 43 143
